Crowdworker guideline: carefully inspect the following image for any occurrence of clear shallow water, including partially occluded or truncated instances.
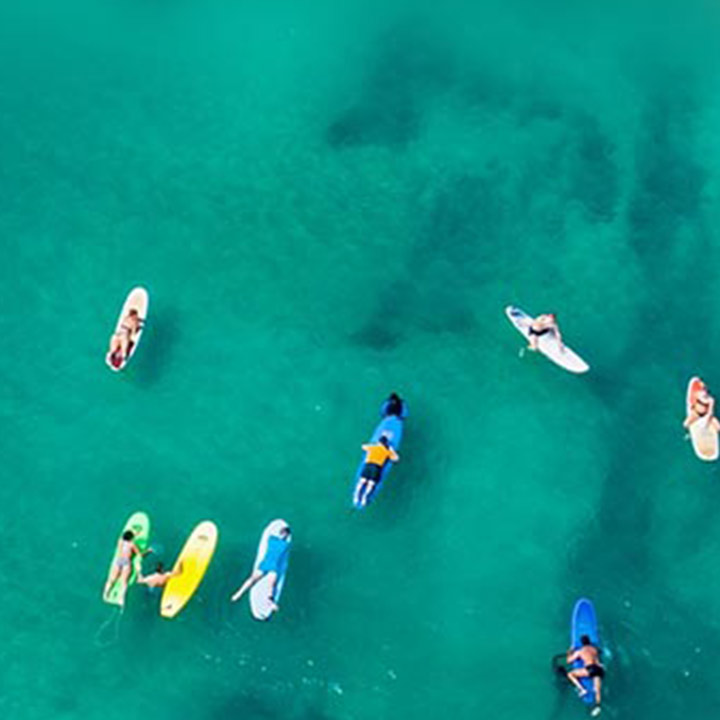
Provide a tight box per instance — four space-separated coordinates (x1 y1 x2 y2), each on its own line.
2 1 720 718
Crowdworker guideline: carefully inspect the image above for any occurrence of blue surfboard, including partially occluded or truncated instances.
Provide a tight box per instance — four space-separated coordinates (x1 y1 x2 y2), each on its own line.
571 598 600 705
352 398 408 509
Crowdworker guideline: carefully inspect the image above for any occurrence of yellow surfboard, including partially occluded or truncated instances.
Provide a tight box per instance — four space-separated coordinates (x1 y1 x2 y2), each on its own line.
160 521 218 618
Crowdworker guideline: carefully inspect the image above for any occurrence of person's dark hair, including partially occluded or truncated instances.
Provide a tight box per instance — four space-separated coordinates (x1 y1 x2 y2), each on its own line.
386 393 404 417
580 635 591 646
280 526 291 538
129 308 139 316
122 530 134 541
379 435 390 447
156 562 164 573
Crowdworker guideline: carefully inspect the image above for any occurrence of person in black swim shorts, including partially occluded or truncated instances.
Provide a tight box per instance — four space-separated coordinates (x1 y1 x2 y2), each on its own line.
565 634 605 710
527 313 562 352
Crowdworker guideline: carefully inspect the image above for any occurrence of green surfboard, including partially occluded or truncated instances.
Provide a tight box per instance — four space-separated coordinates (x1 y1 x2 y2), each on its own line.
103 511 150 606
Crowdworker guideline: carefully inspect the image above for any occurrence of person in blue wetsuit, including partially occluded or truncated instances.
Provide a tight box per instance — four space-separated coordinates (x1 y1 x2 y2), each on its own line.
384 392 406 418
230 526 291 611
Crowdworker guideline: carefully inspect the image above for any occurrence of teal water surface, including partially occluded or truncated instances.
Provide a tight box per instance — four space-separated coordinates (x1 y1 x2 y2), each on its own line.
3 1 720 718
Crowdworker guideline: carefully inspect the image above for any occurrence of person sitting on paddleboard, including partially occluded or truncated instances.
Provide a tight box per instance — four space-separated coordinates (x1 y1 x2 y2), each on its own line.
683 380 720 432
527 313 563 352
385 392 406 418
230 526 292 611
564 634 605 707
102 529 147 606
354 435 399 508
108 308 142 364
138 561 183 589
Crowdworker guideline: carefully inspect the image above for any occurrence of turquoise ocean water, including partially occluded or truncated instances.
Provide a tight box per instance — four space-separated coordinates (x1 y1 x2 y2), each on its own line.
3 1 720 718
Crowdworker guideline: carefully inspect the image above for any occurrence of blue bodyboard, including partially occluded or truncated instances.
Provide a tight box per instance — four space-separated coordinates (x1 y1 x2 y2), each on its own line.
571 598 600 705
352 399 407 509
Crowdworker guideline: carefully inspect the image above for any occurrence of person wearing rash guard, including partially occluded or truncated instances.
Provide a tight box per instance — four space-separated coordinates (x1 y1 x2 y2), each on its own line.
230 526 292 611
384 392 406 418
354 435 399 508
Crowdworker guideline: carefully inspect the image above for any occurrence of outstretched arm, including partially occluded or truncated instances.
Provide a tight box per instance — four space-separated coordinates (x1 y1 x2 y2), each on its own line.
231 569 264 602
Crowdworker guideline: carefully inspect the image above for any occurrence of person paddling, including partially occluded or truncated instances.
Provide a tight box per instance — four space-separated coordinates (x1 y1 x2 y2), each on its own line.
230 526 292 611
353 434 399 508
138 561 183 589
563 634 605 712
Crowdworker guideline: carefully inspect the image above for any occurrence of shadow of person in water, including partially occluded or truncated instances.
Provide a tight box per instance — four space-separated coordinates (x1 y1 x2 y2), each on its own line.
133 308 179 387
326 18 456 150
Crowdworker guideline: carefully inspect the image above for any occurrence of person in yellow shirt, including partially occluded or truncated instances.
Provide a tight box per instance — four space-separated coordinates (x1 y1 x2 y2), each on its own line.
354 435 399 507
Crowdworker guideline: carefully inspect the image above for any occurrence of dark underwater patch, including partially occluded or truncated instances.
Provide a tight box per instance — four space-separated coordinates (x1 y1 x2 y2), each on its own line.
626 73 707 258
568 112 619 223
326 20 456 150
349 169 507 350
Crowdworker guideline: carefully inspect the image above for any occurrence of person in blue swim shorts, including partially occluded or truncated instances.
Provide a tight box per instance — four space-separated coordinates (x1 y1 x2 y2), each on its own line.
230 526 291 611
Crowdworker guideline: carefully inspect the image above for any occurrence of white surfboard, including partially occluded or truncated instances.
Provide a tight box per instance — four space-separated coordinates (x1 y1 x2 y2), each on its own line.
106 287 149 372
250 519 291 621
686 377 719 461
505 306 589 374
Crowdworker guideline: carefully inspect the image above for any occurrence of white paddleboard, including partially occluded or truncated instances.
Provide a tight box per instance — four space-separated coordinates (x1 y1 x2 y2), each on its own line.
505 306 589 374
250 519 291 621
686 377 719 461
106 287 149 372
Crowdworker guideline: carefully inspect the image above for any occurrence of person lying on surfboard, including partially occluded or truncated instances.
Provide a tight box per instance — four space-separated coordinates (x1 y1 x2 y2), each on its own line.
138 561 183 589
683 380 720 432
102 529 147 606
354 435 399 508
527 313 563 352
107 308 142 365
563 634 605 708
230 526 292 610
